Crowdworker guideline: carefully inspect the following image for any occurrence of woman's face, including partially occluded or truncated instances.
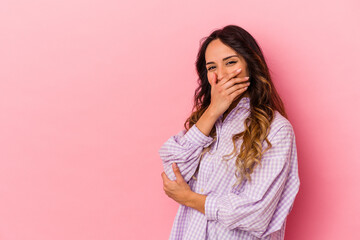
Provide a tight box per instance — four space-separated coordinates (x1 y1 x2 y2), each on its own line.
205 39 248 84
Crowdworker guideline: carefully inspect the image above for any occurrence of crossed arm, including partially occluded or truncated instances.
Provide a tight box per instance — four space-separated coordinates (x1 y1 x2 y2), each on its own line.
161 162 207 214
160 122 299 238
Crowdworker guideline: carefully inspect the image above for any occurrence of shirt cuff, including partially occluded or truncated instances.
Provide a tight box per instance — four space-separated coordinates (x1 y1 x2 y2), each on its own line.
205 195 218 221
183 124 214 147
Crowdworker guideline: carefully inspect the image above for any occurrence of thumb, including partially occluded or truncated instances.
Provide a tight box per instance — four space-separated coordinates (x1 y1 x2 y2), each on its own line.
209 72 217 86
172 163 184 181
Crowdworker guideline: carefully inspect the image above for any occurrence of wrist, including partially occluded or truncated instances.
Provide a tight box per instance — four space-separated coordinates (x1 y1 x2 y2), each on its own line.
185 191 207 214
205 105 221 120
184 190 196 207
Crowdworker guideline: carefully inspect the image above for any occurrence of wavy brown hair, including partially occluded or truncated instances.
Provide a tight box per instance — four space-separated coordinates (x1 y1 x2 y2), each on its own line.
184 25 287 187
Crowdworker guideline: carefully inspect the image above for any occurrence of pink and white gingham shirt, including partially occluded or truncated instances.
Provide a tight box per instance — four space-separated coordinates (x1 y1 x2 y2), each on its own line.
159 97 300 240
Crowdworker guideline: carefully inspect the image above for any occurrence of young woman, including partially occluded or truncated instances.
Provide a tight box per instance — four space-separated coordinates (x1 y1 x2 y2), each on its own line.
159 25 300 240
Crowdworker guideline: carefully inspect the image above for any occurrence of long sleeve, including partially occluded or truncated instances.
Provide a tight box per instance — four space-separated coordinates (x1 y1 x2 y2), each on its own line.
159 124 215 182
204 123 299 238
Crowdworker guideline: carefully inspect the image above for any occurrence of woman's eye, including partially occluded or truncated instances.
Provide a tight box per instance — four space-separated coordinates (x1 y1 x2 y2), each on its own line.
227 61 237 65
207 61 237 71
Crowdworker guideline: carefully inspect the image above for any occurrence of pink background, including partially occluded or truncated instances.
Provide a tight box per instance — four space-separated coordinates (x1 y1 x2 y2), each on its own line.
1 0 359 239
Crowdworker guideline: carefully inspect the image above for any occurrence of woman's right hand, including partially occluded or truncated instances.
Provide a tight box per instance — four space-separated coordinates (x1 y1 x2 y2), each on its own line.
207 68 250 117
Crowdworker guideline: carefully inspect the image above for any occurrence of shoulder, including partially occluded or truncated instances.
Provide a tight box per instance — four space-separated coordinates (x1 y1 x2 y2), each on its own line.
267 111 295 141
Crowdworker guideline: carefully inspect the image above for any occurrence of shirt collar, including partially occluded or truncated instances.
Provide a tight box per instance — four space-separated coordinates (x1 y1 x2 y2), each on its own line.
234 96 250 111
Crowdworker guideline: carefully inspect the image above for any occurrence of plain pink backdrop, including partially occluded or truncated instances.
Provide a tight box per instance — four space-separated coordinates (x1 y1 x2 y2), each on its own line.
1 0 359 239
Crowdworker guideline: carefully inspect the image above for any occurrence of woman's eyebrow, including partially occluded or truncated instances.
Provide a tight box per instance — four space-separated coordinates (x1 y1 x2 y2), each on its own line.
206 55 239 65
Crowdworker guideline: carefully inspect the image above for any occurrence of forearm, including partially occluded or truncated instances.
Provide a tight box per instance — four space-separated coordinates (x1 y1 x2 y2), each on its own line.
159 114 216 181
195 107 220 137
185 191 207 214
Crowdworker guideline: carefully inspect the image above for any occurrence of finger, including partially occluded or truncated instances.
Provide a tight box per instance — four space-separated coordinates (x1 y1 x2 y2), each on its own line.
161 171 171 182
223 76 250 90
225 79 250 94
218 68 242 86
235 76 250 84
172 163 184 181
229 85 248 99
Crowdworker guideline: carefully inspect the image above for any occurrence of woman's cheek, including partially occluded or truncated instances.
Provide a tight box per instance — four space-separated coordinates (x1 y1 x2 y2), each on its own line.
207 73 212 84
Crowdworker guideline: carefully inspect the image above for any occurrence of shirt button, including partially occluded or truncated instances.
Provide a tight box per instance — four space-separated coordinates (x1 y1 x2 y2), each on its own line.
200 188 204 192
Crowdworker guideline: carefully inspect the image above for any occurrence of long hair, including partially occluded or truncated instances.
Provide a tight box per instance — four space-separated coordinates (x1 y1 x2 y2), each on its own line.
184 25 287 187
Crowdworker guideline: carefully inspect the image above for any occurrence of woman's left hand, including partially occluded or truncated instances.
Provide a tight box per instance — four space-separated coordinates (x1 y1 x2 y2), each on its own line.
161 163 192 206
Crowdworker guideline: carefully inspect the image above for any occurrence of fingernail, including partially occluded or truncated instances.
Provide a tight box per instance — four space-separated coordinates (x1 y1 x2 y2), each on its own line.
237 68 242 73
245 77 249 80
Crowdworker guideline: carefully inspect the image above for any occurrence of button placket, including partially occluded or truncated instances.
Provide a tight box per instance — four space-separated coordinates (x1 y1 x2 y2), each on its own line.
214 118 222 151
197 151 214 194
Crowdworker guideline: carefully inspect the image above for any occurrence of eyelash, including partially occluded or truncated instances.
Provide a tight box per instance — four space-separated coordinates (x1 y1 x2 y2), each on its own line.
207 61 238 71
